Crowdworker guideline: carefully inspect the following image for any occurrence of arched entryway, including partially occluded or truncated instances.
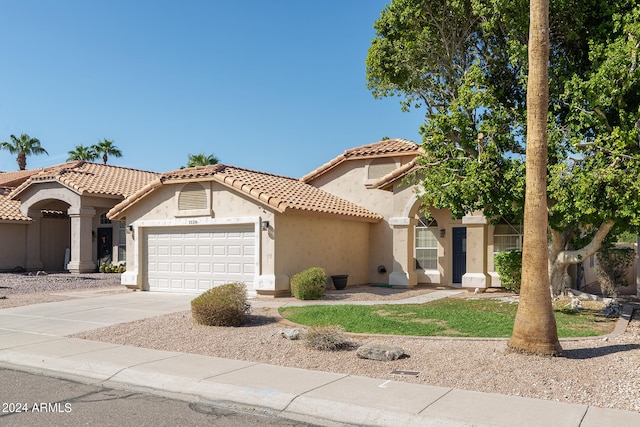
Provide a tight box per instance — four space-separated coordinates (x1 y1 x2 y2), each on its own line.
26 199 71 272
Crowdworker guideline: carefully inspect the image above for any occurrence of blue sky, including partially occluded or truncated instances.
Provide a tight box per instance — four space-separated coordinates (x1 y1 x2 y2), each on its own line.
0 1 424 178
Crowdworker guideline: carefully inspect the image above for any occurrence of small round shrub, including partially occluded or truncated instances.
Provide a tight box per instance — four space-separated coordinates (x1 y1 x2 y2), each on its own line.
494 250 522 293
191 282 251 326
290 267 326 300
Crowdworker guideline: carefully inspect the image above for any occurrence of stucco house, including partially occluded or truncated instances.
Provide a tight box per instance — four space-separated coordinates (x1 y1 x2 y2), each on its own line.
0 162 158 273
105 139 514 296
1 139 533 296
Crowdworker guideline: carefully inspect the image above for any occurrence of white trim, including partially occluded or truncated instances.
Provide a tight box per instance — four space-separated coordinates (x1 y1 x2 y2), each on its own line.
390 217 411 226
133 216 259 228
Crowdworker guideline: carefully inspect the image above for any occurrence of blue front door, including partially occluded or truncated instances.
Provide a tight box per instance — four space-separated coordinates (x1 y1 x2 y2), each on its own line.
452 227 467 283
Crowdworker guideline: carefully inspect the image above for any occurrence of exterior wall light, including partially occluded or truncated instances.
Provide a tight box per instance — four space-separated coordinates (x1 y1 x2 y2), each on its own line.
261 220 269 231
440 229 446 238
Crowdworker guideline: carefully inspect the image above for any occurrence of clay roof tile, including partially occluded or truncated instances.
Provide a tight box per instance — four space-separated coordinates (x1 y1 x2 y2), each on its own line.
109 164 382 223
301 138 420 182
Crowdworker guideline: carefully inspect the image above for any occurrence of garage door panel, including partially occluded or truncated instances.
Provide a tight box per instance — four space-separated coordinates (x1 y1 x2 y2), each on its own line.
227 263 241 274
146 226 255 293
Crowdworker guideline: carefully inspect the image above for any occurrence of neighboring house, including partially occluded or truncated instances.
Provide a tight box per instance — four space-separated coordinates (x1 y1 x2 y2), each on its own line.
0 162 159 273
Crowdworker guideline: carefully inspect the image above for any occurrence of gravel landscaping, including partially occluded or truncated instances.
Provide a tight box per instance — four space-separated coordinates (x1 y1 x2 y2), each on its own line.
2 273 639 413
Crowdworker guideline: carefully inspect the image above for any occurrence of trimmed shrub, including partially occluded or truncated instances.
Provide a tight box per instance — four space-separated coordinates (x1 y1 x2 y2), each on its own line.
304 325 350 351
99 262 125 273
494 250 522 293
290 267 326 300
191 282 251 326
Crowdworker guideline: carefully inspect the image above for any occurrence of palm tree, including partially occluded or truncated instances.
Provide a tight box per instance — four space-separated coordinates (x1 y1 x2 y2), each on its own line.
186 153 219 168
67 145 98 161
0 133 48 170
508 0 562 356
93 138 122 165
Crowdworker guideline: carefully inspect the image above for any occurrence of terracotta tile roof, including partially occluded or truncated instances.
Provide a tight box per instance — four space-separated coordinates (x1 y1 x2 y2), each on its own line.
10 161 160 199
109 165 382 223
0 169 43 188
0 187 30 222
301 138 420 182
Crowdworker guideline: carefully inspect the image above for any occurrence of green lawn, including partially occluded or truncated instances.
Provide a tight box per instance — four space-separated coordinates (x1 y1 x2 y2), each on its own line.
278 298 617 338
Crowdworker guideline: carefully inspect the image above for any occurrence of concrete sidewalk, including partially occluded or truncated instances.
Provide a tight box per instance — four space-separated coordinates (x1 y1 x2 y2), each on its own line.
1 291 639 426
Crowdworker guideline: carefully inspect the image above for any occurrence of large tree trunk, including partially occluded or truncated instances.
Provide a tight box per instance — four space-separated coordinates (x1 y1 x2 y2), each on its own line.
508 0 562 356
548 222 616 296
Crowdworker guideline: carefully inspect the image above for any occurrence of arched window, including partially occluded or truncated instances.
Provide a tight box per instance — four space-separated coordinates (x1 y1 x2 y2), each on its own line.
415 216 438 270
178 183 207 210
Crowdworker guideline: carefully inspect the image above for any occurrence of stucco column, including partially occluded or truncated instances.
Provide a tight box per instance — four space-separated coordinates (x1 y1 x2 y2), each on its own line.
389 217 418 288
67 206 96 273
25 209 44 271
461 213 490 289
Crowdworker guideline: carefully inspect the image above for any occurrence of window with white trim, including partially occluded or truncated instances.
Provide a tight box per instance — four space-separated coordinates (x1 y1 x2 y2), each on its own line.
415 216 438 270
493 223 523 254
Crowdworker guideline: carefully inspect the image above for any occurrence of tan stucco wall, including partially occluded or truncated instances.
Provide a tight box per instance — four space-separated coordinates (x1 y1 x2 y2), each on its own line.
308 158 476 287
273 214 369 289
309 159 413 284
0 223 28 271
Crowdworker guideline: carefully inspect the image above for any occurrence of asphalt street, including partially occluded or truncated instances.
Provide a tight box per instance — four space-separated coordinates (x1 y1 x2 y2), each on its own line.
0 367 317 427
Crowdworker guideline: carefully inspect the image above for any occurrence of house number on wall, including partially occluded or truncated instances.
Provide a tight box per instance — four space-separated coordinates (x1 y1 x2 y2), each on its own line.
188 220 198 225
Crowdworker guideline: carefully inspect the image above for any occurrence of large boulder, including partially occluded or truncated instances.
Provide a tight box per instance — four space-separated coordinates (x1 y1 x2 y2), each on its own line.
356 343 405 361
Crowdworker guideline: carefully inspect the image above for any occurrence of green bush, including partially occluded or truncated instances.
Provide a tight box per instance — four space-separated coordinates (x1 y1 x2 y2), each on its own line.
99 262 125 273
494 250 522 293
191 282 251 326
290 267 326 300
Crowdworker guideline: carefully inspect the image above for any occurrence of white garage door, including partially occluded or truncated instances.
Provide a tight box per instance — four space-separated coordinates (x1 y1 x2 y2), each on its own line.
145 225 256 293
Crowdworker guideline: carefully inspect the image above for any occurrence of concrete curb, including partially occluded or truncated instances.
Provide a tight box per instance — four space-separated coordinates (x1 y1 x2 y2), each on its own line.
2 333 640 427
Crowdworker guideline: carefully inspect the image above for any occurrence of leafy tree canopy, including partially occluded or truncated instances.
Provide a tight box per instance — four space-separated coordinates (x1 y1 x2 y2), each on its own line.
367 0 640 294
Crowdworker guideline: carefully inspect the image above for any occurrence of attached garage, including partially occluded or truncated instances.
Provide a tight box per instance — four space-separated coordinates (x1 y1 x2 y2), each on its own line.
145 225 257 293
108 164 382 296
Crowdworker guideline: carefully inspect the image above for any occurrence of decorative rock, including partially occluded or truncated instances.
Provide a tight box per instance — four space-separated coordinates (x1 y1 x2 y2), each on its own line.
356 343 405 361
280 328 306 340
